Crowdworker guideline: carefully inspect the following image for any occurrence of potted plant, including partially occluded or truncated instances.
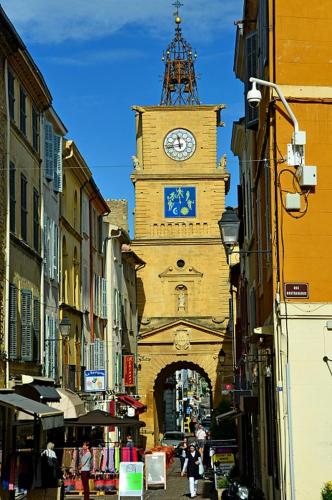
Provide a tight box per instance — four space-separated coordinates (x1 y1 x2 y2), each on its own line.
322 482 332 500
216 476 229 500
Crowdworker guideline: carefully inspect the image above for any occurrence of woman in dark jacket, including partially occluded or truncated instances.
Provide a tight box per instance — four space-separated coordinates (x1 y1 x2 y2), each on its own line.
181 444 202 498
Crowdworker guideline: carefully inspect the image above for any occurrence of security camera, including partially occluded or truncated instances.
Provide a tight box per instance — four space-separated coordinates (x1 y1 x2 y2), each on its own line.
247 82 262 108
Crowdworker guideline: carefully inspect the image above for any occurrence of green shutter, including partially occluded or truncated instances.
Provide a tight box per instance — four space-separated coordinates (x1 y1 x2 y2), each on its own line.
101 278 107 319
44 121 54 180
21 289 33 361
9 284 17 360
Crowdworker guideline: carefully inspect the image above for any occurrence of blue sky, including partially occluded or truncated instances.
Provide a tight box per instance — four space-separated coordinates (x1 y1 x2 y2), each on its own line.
2 0 244 236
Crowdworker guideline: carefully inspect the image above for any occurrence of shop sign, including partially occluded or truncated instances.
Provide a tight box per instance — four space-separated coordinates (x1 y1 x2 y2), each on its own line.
124 355 135 387
119 462 144 498
284 282 309 299
84 369 106 392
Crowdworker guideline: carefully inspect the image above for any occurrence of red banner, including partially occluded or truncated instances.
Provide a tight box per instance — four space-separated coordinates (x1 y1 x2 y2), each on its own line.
123 355 135 386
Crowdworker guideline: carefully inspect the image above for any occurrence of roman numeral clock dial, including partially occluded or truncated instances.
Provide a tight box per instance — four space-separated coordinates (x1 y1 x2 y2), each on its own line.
164 128 196 161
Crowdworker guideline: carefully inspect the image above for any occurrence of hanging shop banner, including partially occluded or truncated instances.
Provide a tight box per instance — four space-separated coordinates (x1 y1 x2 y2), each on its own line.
119 462 144 498
84 369 106 392
145 452 166 490
124 355 135 387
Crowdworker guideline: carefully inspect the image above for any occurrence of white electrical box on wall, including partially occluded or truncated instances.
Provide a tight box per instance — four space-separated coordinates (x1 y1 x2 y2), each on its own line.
285 193 301 211
297 166 317 187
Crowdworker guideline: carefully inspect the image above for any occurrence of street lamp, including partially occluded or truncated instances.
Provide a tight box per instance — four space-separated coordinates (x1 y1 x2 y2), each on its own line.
59 317 71 388
218 207 240 248
218 348 226 365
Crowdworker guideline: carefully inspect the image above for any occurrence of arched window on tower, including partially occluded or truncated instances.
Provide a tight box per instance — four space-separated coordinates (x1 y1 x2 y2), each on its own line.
176 284 188 313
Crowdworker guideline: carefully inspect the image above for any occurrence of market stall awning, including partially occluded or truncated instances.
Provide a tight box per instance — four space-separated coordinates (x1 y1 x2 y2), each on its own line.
117 395 146 413
49 388 86 419
15 382 61 403
215 409 243 423
66 409 145 427
0 393 64 429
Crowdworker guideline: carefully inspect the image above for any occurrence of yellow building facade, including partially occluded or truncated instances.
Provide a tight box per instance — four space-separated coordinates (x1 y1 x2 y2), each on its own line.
132 104 231 447
232 1 332 498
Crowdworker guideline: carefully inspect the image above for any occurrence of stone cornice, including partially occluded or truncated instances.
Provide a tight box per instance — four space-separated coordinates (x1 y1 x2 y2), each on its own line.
132 237 222 246
131 172 229 182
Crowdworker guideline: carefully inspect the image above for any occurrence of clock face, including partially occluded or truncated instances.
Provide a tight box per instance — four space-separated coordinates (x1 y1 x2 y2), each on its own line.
164 128 196 161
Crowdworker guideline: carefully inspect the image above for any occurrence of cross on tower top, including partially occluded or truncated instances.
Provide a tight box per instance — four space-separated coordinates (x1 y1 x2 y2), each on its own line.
172 0 183 16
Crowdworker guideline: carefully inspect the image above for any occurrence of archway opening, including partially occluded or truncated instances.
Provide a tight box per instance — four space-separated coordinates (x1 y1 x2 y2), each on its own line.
153 361 212 440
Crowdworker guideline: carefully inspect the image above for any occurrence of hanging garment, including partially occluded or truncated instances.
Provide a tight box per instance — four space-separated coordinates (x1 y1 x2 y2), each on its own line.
108 447 115 473
114 447 120 472
101 447 108 472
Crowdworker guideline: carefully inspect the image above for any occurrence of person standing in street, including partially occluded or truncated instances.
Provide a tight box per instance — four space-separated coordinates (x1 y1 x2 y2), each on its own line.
178 437 188 473
125 435 134 448
195 424 206 457
79 441 91 500
181 443 202 498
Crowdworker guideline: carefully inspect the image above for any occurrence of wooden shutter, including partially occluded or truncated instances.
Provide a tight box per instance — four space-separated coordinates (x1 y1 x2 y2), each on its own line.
53 134 63 192
21 289 33 361
44 121 54 180
259 0 269 77
43 216 49 278
50 317 57 380
9 284 17 360
33 298 40 362
44 315 50 376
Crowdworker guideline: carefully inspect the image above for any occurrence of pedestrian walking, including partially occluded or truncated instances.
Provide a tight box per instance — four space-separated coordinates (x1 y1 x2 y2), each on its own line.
177 437 188 472
189 418 197 435
181 443 202 498
79 441 91 500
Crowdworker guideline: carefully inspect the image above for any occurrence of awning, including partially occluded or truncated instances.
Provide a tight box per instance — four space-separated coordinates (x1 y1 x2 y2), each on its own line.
15 383 61 403
0 393 64 429
117 395 146 414
49 388 86 419
215 409 243 423
66 409 145 427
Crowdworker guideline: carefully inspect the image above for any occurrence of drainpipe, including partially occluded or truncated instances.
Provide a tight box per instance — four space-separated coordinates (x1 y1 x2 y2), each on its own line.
4 60 11 388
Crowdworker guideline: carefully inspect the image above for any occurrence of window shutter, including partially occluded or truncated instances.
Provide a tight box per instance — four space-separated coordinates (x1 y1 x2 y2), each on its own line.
245 31 258 129
21 289 33 361
9 284 18 360
33 298 40 362
50 317 57 380
99 340 105 369
82 194 89 236
44 315 50 377
101 278 107 319
44 121 54 180
43 216 49 278
53 223 58 280
89 343 95 370
94 340 99 369
53 134 63 192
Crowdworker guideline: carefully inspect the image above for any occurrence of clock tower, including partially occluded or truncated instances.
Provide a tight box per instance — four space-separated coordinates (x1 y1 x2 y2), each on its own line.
131 4 231 446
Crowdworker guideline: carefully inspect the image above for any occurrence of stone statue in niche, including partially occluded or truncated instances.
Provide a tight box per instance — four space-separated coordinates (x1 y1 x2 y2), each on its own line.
176 285 187 312
131 155 142 170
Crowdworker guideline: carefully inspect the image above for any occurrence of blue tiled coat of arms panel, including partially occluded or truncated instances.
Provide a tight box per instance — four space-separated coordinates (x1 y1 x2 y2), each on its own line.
164 186 196 218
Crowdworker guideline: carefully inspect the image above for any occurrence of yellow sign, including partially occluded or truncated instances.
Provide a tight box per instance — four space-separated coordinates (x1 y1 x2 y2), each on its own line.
213 453 234 464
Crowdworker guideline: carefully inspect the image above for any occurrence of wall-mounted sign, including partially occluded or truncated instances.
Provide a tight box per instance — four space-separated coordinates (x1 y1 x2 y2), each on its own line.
284 283 309 299
124 355 135 387
84 369 106 392
164 186 196 218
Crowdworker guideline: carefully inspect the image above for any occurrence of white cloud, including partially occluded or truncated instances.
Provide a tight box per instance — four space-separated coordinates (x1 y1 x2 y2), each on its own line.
1 0 242 44
45 48 147 66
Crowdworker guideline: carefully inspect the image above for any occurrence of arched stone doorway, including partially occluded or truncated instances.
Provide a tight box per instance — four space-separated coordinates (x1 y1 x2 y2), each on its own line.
137 319 231 448
153 361 212 441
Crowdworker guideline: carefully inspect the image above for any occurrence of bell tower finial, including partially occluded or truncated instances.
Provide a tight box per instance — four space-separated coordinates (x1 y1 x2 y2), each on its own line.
160 1 200 106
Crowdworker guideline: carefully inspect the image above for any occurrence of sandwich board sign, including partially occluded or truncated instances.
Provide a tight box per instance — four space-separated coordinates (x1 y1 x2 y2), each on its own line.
145 452 166 490
118 462 144 499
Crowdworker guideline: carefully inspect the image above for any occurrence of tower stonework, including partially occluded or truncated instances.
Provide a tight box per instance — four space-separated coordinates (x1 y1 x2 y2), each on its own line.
131 12 231 447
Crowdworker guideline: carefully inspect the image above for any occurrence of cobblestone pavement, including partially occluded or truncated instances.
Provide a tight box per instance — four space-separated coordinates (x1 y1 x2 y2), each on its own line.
143 459 216 500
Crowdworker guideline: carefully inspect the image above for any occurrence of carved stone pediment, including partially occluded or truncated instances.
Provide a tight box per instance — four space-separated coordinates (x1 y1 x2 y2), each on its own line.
159 265 203 279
